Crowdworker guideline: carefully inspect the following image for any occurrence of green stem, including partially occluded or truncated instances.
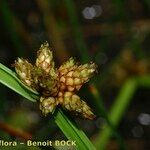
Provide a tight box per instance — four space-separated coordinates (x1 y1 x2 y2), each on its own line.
91 84 126 150
136 75 150 88
64 0 89 62
94 78 137 149
54 109 96 150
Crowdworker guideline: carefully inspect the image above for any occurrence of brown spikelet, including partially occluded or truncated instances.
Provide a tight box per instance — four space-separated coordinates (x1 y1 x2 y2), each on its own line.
57 91 95 119
58 58 97 92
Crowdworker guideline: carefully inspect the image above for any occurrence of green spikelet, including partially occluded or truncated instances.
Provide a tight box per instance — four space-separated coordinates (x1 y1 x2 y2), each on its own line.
14 58 34 87
39 96 57 116
36 42 57 78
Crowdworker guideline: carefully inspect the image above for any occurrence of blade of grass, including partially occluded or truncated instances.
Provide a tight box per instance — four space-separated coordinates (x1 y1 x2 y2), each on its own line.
113 0 128 21
94 78 137 149
0 64 96 150
143 0 150 9
136 75 150 88
55 109 96 150
64 0 89 62
90 84 126 149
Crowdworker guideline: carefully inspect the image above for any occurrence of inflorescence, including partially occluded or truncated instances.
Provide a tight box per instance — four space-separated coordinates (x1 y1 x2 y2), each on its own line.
14 42 97 119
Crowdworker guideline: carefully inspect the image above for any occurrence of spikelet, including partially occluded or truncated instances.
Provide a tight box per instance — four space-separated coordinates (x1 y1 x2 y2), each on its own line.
39 96 57 116
36 42 57 78
33 42 59 96
58 57 77 75
14 58 34 87
57 91 95 119
58 58 97 92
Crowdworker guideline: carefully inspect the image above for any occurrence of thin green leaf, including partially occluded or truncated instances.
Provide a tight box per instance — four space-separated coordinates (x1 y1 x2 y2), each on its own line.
94 75 150 149
64 0 89 62
94 78 137 149
55 109 96 150
136 75 150 88
0 63 96 150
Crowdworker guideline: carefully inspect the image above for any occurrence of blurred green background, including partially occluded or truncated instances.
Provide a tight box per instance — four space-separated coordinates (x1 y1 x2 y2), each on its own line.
0 0 150 150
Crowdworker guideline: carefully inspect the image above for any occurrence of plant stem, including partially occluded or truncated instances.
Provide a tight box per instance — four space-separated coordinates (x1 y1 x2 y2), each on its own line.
64 0 89 62
94 78 137 149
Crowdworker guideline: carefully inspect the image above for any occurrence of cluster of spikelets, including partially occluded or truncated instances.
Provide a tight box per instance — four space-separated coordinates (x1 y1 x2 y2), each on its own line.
14 42 97 119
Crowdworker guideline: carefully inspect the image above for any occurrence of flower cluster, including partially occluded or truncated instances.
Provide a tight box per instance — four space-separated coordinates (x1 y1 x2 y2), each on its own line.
14 42 97 119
